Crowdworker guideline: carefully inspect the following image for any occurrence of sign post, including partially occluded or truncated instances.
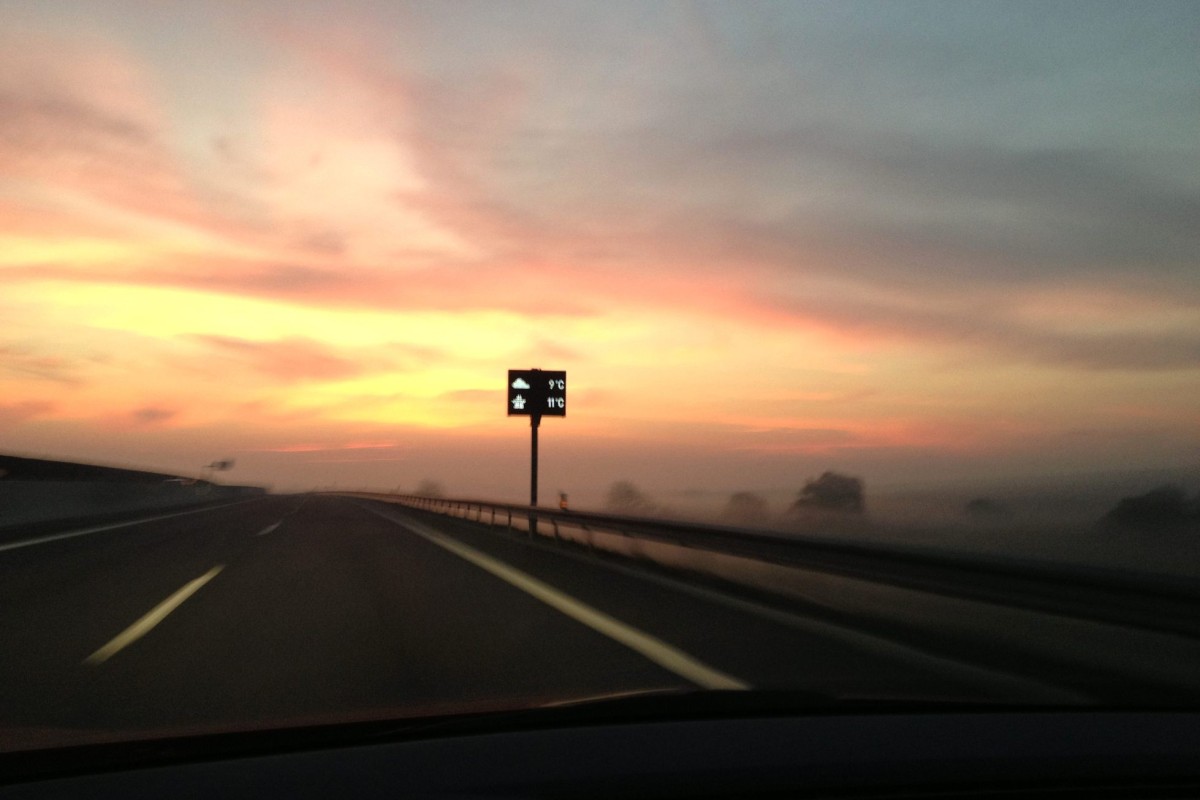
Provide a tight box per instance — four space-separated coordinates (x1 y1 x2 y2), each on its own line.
508 369 566 535
530 409 539 508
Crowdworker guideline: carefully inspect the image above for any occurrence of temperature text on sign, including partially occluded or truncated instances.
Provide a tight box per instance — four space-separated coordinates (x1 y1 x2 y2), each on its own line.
507 369 567 417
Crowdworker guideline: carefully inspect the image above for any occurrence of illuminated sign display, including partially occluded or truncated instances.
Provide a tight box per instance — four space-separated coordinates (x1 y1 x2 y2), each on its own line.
507 369 566 417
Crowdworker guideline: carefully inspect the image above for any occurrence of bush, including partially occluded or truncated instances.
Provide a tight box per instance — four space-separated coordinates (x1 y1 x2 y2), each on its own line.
791 471 865 513
605 481 653 514
415 479 445 498
1102 484 1197 531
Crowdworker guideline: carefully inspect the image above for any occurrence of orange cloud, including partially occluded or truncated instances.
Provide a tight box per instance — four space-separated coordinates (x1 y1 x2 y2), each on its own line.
189 335 374 382
0 400 56 424
257 441 399 453
0 343 86 386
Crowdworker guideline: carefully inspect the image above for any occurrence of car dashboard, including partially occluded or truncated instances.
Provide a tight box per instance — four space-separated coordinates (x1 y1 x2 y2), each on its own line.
3 710 1199 799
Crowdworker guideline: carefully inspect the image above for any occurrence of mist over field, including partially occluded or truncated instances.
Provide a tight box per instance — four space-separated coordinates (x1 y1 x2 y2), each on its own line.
580 464 1200 579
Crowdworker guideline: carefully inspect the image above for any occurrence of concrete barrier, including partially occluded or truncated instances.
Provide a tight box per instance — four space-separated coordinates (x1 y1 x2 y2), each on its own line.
0 481 266 533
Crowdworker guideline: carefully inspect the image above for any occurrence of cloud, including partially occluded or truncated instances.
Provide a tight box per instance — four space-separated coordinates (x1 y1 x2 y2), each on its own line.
0 36 157 163
256 441 399 453
132 406 178 425
0 343 86 385
13 247 1195 375
188 335 373 382
528 120 1200 290
7 15 1191 376
524 338 583 363
438 389 497 409
0 400 55 424
2 0 1196 452
0 34 189 221
1 257 607 317
813 138 1200 276
758 289 1200 372
183 336 436 386
291 11 1195 299
0 29 285 265
296 229 347 255
736 427 861 453
262 31 1200 371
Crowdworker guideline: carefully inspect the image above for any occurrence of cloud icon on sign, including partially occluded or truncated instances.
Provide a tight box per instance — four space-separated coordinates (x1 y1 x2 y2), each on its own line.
511 377 531 389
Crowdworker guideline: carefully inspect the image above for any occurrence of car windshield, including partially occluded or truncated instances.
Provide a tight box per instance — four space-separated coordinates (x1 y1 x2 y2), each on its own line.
2 0 1198 757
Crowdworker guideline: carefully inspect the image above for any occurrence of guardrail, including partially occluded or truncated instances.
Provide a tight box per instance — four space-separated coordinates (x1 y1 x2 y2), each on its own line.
339 492 1200 640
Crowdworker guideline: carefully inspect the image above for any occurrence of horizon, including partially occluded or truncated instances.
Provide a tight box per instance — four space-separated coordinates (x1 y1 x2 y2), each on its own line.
6 448 1197 518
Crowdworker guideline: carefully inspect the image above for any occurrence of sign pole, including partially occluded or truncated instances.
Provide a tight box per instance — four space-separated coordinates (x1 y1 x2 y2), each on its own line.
531 411 540 508
507 367 564 539
529 412 541 536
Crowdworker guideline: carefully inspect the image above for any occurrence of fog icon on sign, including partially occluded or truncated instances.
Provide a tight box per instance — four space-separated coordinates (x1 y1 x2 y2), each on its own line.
511 377 531 389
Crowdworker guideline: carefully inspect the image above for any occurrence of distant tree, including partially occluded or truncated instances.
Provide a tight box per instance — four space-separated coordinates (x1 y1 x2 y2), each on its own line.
415 479 445 498
721 492 770 525
605 481 653 514
791 471 865 513
1102 484 1198 531
965 497 1007 519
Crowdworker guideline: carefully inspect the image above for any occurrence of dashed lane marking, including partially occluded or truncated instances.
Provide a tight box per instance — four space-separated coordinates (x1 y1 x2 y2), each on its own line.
84 565 225 665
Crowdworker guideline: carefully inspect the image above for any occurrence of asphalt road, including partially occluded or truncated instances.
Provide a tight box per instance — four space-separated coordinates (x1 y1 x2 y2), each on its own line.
0 494 1148 750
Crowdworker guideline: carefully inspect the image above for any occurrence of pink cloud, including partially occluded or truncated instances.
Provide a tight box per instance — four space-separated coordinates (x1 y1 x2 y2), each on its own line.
189 335 378 382
257 441 399 453
0 343 87 385
3 21 1196 381
0 400 56 424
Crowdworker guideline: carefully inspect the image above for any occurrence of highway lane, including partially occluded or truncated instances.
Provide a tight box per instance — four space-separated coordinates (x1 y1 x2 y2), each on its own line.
394 502 1200 703
1 497 295 740
1 494 1083 750
354 503 1085 700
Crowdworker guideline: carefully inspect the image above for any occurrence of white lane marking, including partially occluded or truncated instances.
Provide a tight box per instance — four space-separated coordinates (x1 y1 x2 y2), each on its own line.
510 528 1091 703
0 500 258 554
255 521 282 536
358 504 749 691
84 565 225 665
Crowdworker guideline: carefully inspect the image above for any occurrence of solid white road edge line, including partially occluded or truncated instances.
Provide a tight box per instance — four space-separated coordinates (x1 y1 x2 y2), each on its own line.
84 565 225 665
493 518 1093 704
358 504 750 691
255 521 282 536
0 500 257 554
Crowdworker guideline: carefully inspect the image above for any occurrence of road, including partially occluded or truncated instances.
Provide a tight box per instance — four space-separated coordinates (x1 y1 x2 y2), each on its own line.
0 494 1129 749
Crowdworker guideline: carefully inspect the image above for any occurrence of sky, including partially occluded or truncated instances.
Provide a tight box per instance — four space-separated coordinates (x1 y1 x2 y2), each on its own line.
1 1 1198 504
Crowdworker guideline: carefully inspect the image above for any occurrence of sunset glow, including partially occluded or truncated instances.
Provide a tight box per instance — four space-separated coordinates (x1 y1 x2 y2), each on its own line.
2 2 1197 501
